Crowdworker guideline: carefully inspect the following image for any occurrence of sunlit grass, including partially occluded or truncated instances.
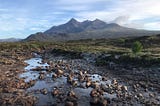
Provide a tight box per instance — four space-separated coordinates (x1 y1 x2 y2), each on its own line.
0 37 160 61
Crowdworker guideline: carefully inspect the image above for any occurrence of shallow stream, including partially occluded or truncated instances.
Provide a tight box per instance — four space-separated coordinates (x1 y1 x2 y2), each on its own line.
20 54 122 106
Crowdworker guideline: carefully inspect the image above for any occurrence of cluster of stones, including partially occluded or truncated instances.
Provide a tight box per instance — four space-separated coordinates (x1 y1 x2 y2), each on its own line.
0 51 37 105
32 59 134 106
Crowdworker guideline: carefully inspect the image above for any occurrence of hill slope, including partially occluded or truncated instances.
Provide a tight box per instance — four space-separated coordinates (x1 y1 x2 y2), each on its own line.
25 18 160 41
0 38 21 42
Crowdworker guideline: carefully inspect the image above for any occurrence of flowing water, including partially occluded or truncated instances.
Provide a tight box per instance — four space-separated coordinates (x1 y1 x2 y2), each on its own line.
20 54 126 106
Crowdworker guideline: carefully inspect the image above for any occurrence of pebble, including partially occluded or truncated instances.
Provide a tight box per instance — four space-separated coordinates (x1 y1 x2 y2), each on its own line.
121 86 128 92
65 101 74 106
40 88 48 95
52 88 60 96
38 73 45 80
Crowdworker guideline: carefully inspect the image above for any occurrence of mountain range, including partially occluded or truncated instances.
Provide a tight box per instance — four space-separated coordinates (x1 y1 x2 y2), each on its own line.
0 38 21 42
25 18 160 41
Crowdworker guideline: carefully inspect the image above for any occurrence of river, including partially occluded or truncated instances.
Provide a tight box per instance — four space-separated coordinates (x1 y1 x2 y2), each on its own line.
19 53 160 106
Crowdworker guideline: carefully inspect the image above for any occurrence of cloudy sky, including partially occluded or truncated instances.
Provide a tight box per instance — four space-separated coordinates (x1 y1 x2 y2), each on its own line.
0 0 160 39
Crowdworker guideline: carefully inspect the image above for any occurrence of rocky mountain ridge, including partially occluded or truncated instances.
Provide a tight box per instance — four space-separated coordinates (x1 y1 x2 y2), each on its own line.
25 18 160 41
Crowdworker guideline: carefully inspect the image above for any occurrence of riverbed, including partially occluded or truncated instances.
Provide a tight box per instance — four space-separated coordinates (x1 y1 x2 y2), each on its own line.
19 53 160 106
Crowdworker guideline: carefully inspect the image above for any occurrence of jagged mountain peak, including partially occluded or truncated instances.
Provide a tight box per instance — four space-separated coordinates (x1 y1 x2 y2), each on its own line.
69 18 78 22
93 18 105 22
84 18 107 30
66 18 79 25
25 18 160 41
44 18 110 34
92 19 106 24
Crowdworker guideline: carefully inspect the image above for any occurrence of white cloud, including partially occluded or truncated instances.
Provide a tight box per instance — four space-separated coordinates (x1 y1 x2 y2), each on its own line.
0 0 160 39
116 1 158 18
76 11 111 21
59 5 90 11
111 16 130 25
29 27 43 31
144 22 160 30
72 0 160 30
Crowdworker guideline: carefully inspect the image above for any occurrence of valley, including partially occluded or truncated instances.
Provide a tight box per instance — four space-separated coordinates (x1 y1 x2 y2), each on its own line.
1 0 160 106
0 36 160 105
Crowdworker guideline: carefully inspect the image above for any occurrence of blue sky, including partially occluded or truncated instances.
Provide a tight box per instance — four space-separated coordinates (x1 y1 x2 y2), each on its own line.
0 0 160 39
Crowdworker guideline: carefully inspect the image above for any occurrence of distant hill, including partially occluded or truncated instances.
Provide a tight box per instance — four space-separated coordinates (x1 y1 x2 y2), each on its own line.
25 18 160 41
0 38 21 42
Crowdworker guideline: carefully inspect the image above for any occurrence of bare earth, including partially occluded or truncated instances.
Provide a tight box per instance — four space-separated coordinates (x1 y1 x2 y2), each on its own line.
0 49 160 106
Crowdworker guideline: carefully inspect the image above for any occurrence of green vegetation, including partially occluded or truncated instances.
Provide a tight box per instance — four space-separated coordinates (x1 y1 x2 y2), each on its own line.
1 34 160 67
132 41 143 55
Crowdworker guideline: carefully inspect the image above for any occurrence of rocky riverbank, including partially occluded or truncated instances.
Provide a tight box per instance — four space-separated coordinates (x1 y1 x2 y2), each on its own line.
0 50 37 105
0 48 160 106
39 51 160 106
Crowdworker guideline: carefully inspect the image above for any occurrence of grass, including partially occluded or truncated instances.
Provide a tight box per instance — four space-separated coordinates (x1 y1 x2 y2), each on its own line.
0 35 160 67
